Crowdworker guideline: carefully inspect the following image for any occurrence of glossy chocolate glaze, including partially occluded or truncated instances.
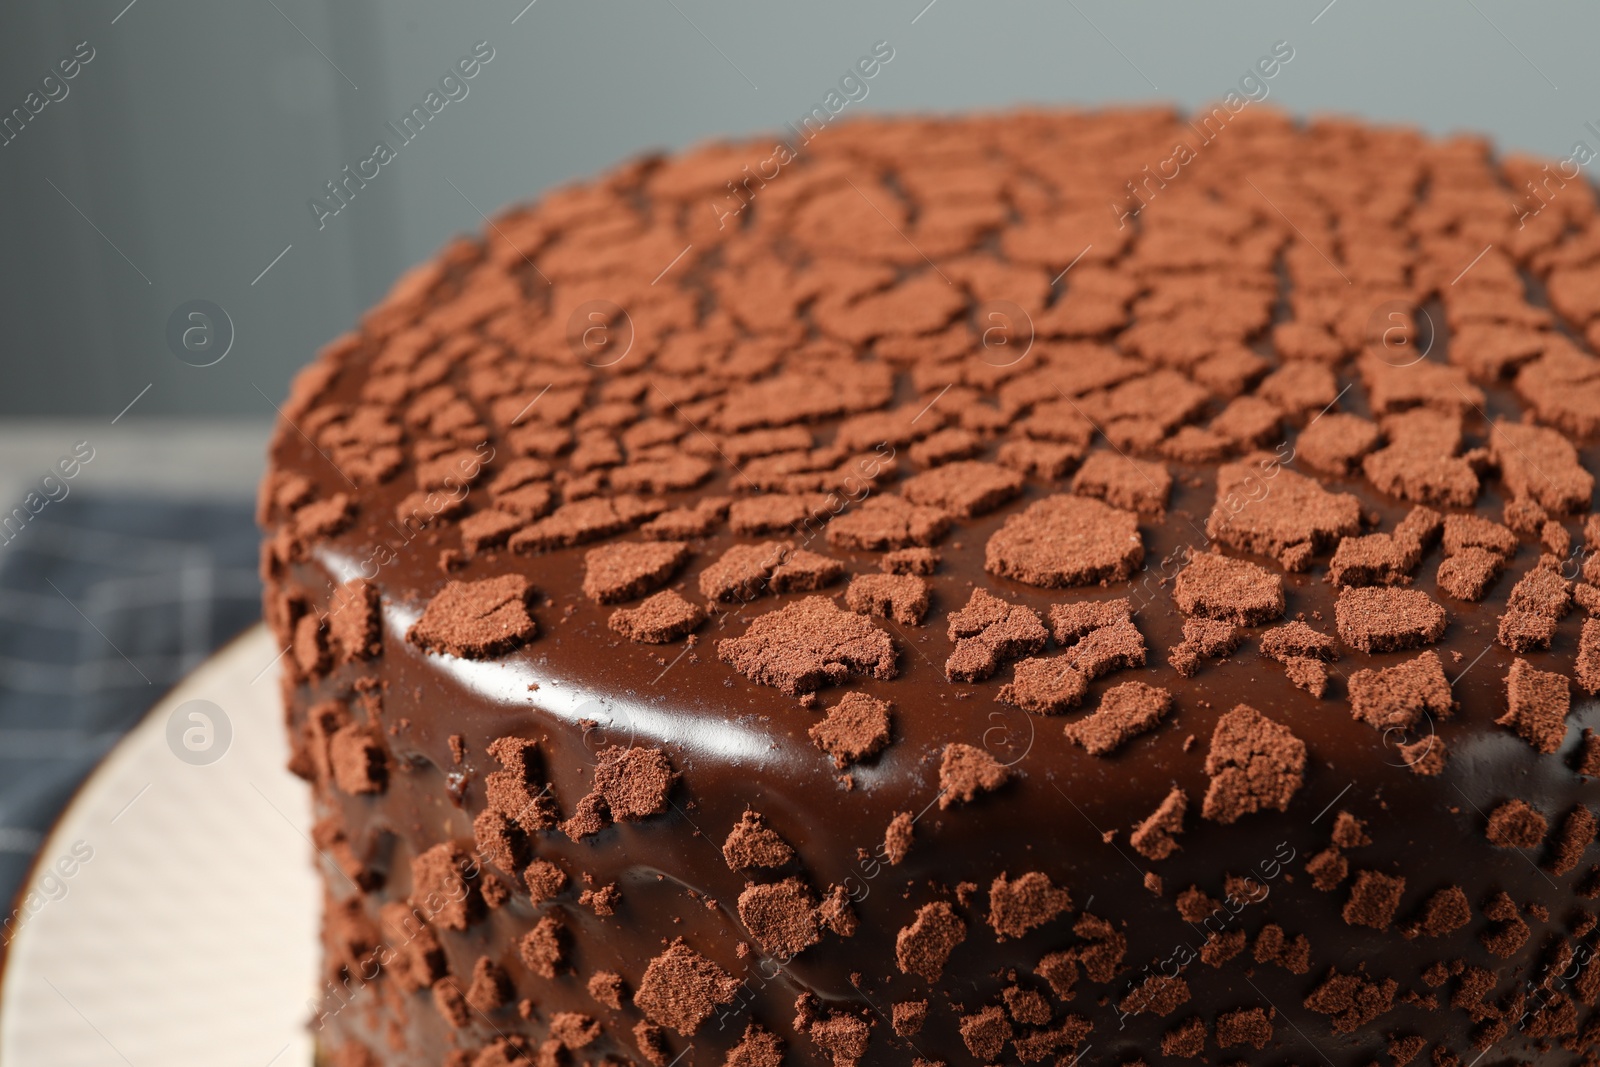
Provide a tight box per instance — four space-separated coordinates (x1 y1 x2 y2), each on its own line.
268 112 1600 1066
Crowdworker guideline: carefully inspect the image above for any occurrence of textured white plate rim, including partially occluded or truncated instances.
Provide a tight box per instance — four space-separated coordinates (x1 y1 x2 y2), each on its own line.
0 622 318 1066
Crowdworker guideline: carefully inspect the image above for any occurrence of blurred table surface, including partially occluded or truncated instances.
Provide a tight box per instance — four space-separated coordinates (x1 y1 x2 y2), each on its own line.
0 419 273 505
0 418 273 928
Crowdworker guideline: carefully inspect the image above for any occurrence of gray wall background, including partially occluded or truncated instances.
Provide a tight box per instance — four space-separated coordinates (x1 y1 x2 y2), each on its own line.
0 0 1594 418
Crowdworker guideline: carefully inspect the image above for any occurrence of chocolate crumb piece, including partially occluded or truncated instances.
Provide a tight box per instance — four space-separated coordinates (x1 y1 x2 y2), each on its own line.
1576 620 1600 697
1160 424 1231 463
1497 562 1573 651
988 871 1072 939
1003 985 1052 1026
1120 974 1191 1017
593 745 677 821
910 427 983 467
945 588 1048 682
883 811 913 865
1161 1017 1206 1058
722 809 795 870
410 843 482 931
550 1012 601 1050
808 692 892 768
728 493 831 536
1480 889 1531 957
1169 618 1240 677
407 574 537 659
582 540 691 603
1061 616 1147 679
844 573 931 626
817 883 858 938
561 791 609 840
1579 728 1600 776
1306 848 1348 892
738 878 821 958
1347 651 1453 730
1410 886 1471 938
938 742 1011 808
826 494 952 551
1063 682 1173 756
891 1000 927 1037
958 1005 1013 1062
510 494 666 553
1485 798 1547 849
1130 786 1187 860
770 548 846 594
1283 656 1330 697
329 720 387 796
634 1020 671 1066
882 547 939 575
1208 459 1362 570
1442 513 1518 558
524 858 567 901
609 590 707 643
1505 497 1549 536
1399 735 1446 776
1048 598 1133 643
1172 551 1284 626
1542 519 1572 557
1303 969 1398 1034
1074 911 1126 980
1296 412 1380 475
1388 1035 1427 1067
1071 450 1173 516
328 579 381 662
1259 621 1336 662
432 979 470 1028
587 970 624 1010
895 901 966 980
984 494 1144 588
1215 1006 1273 1050
1497 607 1558 652
1490 418 1595 514
997 657 1088 714
699 540 791 602
1211 394 1283 450
1332 811 1370 848
1342 870 1405 930
1035 950 1078 1001
517 914 566 978
1253 924 1311 974
1328 531 1423 588
719 597 897 695
1363 437 1481 509
1201 704 1307 824
903 460 1025 517
1000 437 1085 478
641 498 727 540
1395 504 1445 548
1436 546 1506 602
633 938 740 1036
1334 586 1447 653
1547 805 1598 875
726 1024 783 1067
1497 658 1571 753
294 493 355 539
1510 559 1575 618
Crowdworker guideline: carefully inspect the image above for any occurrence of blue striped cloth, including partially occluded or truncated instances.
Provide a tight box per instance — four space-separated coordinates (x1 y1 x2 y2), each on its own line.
0 495 260 919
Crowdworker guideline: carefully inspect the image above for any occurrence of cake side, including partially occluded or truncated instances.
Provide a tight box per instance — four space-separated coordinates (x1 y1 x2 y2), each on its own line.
263 105 1600 1067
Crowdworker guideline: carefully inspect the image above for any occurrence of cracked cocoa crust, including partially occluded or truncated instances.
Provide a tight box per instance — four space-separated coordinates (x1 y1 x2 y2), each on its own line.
266 106 1600 1067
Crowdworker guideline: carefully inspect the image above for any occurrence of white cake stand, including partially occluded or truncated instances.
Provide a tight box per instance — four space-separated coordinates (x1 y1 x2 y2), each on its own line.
0 623 317 1066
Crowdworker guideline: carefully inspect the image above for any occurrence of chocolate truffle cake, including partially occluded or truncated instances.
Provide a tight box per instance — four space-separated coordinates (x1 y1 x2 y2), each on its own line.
262 105 1600 1067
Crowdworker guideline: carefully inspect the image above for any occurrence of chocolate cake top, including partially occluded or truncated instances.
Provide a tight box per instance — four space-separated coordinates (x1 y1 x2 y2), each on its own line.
266 104 1600 1065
